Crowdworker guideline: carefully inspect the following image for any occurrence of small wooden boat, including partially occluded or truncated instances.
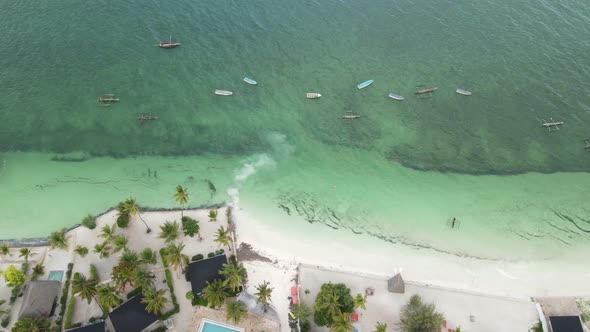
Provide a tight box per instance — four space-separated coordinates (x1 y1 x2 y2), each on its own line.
98 95 119 102
342 114 360 119
99 104 111 107
215 90 233 96
415 87 438 94
357 80 374 89
456 89 472 96
137 113 158 121
306 93 321 99
159 36 181 49
243 77 257 85
388 93 404 101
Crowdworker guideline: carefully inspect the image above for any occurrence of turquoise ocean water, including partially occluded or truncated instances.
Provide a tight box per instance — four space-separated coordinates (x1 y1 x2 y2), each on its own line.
0 0 589 259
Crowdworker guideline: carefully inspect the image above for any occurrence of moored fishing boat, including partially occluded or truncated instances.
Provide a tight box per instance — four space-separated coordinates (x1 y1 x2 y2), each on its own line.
342 114 360 119
456 89 472 96
388 93 404 100
159 36 181 48
243 77 257 85
215 90 233 96
357 80 374 89
306 93 321 99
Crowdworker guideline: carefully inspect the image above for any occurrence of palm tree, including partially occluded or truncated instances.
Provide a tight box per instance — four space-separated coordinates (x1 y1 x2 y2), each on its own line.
202 279 228 309
11 317 50 332
72 272 98 305
220 262 246 292
0 244 9 256
97 284 123 312
112 235 128 253
19 248 35 263
94 241 111 259
32 264 44 280
141 287 169 315
48 229 69 250
318 290 342 320
158 221 180 243
124 197 151 233
74 245 89 257
292 303 312 321
225 299 247 324
214 226 232 251
133 268 156 291
255 281 273 312
174 185 189 217
99 224 117 243
120 249 140 269
399 294 444 332
330 312 354 332
209 209 218 222
353 293 367 310
140 248 158 265
163 242 188 277
374 322 387 332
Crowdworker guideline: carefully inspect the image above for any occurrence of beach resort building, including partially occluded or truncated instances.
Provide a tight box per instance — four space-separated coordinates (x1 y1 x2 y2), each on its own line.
105 295 159 332
188 254 228 296
64 321 106 332
17 280 60 320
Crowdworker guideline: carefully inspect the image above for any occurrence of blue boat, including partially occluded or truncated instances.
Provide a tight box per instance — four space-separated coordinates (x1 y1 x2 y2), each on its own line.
388 93 404 101
357 80 374 89
243 77 257 85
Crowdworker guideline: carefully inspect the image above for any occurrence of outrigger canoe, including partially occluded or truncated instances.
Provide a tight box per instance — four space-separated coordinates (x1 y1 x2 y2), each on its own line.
215 90 233 96
388 93 404 101
456 89 472 96
357 80 374 89
243 77 257 85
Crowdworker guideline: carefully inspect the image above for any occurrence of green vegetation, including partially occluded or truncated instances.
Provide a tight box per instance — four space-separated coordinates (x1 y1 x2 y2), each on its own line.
255 281 273 312
133 268 155 291
141 287 169 316
191 254 204 261
159 221 180 243
1 317 9 328
58 263 74 320
97 284 122 312
181 216 199 237
74 245 89 257
530 321 543 332
202 279 229 309
353 293 367 310
292 303 312 321
93 241 111 259
140 248 158 265
225 299 247 324
374 322 387 332
220 261 246 292
11 317 50 332
0 244 9 256
89 264 99 281
209 209 218 222
330 311 354 332
31 264 44 280
214 226 231 250
116 213 130 228
162 242 189 276
71 272 98 305
99 224 116 243
81 214 97 229
112 235 128 253
0 265 26 288
159 268 180 320
48 229 69 250
112 249 140 291
18 248 34 263
64 295 75 329
174 185 189 217
122 197 151 233
399 294 444 332
313 283 354 327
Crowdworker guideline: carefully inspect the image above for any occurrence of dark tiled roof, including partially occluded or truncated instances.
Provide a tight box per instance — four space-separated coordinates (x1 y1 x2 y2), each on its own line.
65 321 105 332
108 295 158 332
549 316 584 332
188 254 227 295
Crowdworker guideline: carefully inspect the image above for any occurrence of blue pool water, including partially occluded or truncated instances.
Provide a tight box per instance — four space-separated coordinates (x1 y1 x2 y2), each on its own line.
48 270 63 282
201 321 242 332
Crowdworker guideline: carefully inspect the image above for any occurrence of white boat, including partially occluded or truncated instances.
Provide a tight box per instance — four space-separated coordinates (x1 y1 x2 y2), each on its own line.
243 77 257 85
357 80 374 89
306 93 321 99
215 90 233 96
456 89 472 96
388 93 404 101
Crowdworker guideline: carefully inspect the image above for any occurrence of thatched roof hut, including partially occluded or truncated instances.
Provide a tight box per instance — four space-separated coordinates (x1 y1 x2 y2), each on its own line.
387 273 405 294
18 280 60 319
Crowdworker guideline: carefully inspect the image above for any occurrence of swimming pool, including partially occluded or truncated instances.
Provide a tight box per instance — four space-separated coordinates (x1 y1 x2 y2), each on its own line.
48 270 63 282
198 319 244 332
